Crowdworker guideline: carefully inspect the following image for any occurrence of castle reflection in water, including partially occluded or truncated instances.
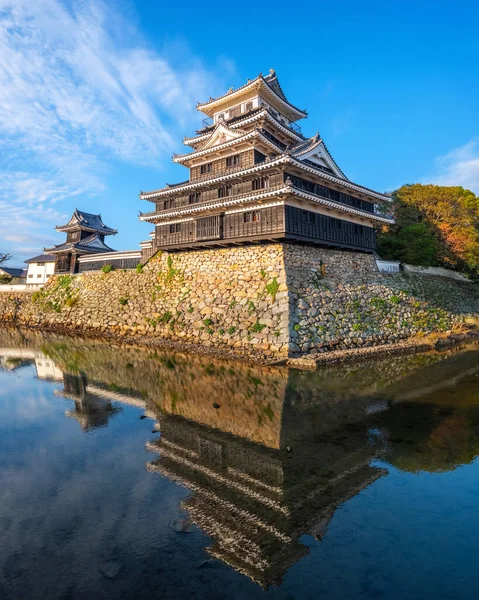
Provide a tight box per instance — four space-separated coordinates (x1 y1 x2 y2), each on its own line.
1 328 478 588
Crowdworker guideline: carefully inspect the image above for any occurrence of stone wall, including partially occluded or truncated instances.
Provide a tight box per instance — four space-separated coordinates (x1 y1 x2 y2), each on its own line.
285 245 478 354
0 244 477 359
0 246 290 357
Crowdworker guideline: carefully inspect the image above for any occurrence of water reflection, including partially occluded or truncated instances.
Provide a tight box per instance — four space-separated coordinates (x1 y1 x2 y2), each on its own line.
0 327 479 590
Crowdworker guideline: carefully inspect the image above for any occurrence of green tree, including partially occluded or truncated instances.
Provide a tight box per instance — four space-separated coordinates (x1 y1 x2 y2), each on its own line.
377 184 479 276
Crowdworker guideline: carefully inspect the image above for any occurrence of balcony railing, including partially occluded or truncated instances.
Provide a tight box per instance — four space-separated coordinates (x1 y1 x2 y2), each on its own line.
201 117 214 129
288 121 302 135
140 185 286 220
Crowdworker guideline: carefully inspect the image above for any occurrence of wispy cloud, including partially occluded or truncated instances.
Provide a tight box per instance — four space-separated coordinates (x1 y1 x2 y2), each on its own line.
0 0 233 263
425 139 479 194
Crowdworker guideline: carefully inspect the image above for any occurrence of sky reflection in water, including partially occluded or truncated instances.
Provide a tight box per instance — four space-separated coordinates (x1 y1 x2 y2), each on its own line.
0 328 479 600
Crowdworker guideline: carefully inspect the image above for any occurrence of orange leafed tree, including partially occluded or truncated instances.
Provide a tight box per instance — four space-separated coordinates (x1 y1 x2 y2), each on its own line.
377 184 479 277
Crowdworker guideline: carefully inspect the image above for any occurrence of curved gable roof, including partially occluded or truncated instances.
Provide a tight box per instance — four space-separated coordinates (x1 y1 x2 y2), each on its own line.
197 70 307 120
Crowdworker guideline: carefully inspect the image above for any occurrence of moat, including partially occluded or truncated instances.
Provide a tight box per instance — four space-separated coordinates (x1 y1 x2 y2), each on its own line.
1 326 479 599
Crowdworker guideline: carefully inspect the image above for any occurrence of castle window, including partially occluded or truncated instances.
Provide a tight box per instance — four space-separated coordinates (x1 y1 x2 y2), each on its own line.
252 176 269 191
304 212 316 225
169 223 181 233
226 154 241 168
229 105 242 118
218 185 232 198
331 219 342 230
200 163 212 174
244 211 261 223
245 101 253 112
188 192 201 204
217 113 225 122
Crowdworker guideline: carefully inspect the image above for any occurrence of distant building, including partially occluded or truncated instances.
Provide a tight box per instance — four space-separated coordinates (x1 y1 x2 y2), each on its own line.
0 266 26 284
44 209 118 274
24 254 56 285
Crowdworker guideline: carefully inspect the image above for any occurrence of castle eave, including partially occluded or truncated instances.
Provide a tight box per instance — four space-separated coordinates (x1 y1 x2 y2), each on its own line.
139 185 393 224
173 129 284 165
184 108 304 148
140 155 391 204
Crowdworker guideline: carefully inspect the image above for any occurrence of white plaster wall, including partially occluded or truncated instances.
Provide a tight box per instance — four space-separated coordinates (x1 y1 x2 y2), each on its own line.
26 262 55 285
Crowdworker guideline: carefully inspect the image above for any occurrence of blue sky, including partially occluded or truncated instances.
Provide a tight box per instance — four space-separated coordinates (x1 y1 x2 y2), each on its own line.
1 0 478 267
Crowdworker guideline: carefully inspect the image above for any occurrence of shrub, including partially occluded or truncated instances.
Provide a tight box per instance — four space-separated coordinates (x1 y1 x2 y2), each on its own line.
101 265 113 274
136 263 144 274
265 277 279 303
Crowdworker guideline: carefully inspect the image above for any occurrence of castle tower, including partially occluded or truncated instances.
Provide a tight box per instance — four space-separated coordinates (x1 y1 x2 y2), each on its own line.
139 70 391 259
44 209 117 274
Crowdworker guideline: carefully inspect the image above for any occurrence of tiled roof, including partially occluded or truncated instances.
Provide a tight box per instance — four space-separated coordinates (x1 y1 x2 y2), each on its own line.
291 134 347 179
56 209 117 235
24 254 56 264
0 266 24 278
197 70 307 119
263 69 287 101
45 234 116 254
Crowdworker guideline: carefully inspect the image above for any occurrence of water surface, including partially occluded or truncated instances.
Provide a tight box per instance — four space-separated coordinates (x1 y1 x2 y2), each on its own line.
1 327 479 599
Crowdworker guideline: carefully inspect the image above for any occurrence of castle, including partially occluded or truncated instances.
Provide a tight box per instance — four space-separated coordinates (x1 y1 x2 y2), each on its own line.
139 69 391 261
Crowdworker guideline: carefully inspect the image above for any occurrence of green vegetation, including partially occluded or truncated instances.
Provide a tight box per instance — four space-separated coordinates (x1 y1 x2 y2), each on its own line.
119 297 129 306
265 277 279 303
227 326 236 335
136 263 144 274
250 321 266 333
101 265 113 273
165 255 179 282
32 275 79 313
377 184 479 278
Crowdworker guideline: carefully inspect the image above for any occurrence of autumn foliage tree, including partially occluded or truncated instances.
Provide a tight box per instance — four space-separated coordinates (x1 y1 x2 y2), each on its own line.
377 184 479 277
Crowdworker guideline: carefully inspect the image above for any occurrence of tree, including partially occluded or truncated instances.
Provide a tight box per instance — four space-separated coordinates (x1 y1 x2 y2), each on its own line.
377 184 479 277
0 253 13 284
0 253 11 267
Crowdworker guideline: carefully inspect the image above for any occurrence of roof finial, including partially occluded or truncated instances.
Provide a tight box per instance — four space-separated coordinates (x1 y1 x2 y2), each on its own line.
269 68 276 77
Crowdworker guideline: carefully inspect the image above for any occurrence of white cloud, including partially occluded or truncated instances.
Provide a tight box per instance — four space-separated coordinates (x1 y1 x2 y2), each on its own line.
0 0 233 263
426 140 479 194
